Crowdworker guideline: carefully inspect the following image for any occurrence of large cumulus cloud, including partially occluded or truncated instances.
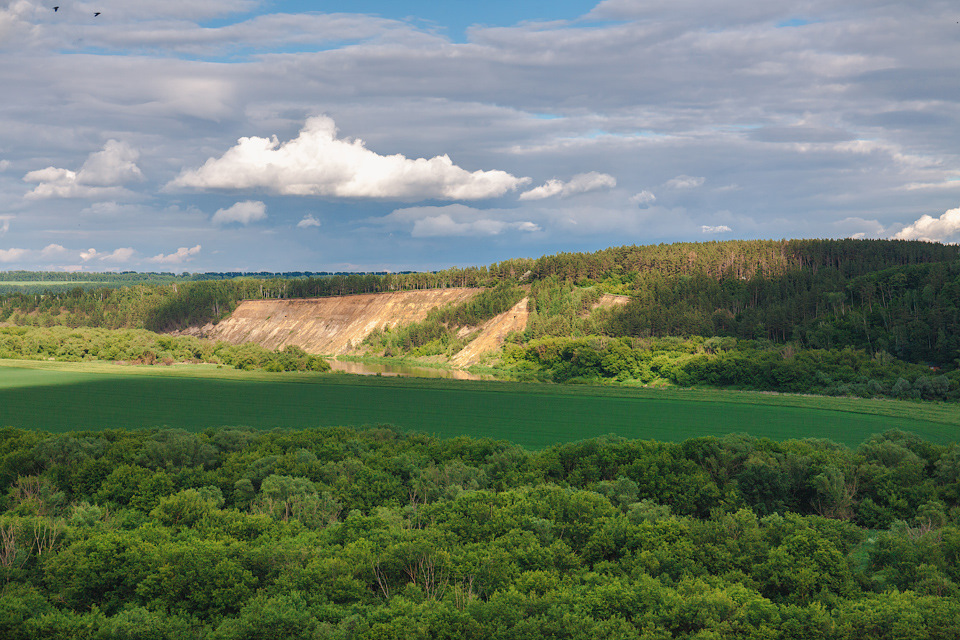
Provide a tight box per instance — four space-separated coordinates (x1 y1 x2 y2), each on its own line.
169 116 530 201
893 206 960 243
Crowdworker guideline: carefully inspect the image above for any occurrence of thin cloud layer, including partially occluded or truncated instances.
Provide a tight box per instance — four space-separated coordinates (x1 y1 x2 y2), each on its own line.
702 225 732 234
412 216 540 238
630 191 656 205
520 172 617 200
0 1 38 47
297 215 321 228
170 116 530 201
23 140 143 199
665 175 705 190
0 248 27 263
151 244 202 264
80 247 135 263
40 244 67 257
379 204 541 238
212 201 267 226
893 206 960 243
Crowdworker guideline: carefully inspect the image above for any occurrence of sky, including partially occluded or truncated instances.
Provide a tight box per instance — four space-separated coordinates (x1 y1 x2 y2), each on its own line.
1 0 959 273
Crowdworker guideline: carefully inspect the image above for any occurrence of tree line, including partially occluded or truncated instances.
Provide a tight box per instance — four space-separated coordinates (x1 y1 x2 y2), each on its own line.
0 326 329 373
502 335 959 401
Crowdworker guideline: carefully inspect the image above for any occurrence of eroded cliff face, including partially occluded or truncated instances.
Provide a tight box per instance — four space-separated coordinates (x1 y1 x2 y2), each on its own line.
594 293 631 310
193 288 480 355
451 297 529 367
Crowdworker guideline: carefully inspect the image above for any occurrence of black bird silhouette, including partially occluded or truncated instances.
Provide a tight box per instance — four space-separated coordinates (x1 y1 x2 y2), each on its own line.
94 12 100 16
53 6 59 11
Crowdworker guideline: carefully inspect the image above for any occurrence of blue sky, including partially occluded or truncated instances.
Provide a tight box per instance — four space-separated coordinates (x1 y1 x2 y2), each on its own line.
1 0 959 272
268 1 602 41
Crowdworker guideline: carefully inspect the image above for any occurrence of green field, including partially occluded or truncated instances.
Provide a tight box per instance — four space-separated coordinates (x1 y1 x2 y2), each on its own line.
0 281 101 286
1 359 958 448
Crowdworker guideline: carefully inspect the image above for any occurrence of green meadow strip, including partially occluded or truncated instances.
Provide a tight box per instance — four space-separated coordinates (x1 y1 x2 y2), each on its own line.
1 359 957 447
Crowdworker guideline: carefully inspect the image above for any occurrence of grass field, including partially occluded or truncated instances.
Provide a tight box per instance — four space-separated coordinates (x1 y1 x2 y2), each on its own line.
1 359 958 448
0 281 100 286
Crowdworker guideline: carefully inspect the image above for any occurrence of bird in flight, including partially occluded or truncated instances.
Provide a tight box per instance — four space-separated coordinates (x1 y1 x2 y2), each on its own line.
53 5 59 11
94 12 100 16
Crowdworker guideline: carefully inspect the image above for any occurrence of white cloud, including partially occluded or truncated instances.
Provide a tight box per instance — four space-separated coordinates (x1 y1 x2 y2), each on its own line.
75 140 144 187
893 206 960 242
23 140 143 199
80 247 135 262
100 247 135 262
0 160 10 172
519 172 616 200
212 200 267 225
40 244 67 257
411 215 540 237
150 244 202 264
903 179 960 192
79 201 145 218
630 190 656 205
297 214 321 228
701 225 732 234
378 204 541 238
0 215 11 235
0 248 27 263
519 180 564 200
0 1 38 48
170 116 530 200
666 175 706 189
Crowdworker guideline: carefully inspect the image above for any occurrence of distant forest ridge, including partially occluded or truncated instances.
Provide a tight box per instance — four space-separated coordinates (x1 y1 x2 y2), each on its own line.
0 269 412 289
2 238 959 366
2 238 958 286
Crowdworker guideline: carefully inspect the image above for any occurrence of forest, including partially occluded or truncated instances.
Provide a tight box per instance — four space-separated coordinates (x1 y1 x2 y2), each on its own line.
0 425 958 639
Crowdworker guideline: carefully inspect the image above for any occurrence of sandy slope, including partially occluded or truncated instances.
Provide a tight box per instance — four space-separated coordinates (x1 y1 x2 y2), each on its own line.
593 293 631 310
451 297 530 367
194 289 479 355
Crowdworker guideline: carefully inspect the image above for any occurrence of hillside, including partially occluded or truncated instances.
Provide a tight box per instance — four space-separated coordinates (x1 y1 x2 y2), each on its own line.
183 289 480 355
2 239 959 397
451 296 530 367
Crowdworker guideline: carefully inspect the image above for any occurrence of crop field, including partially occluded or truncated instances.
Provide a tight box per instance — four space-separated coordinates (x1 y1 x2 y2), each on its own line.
1 359 958 448
0 281 100 286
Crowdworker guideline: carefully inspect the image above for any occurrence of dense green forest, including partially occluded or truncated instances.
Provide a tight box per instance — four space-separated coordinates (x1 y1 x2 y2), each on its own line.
502 335 960 401
0 426 958 638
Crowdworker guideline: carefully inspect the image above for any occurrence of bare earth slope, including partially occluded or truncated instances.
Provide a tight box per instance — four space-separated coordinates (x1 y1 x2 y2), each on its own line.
593 293 631 310
200 289 479 355
451 297 529 367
